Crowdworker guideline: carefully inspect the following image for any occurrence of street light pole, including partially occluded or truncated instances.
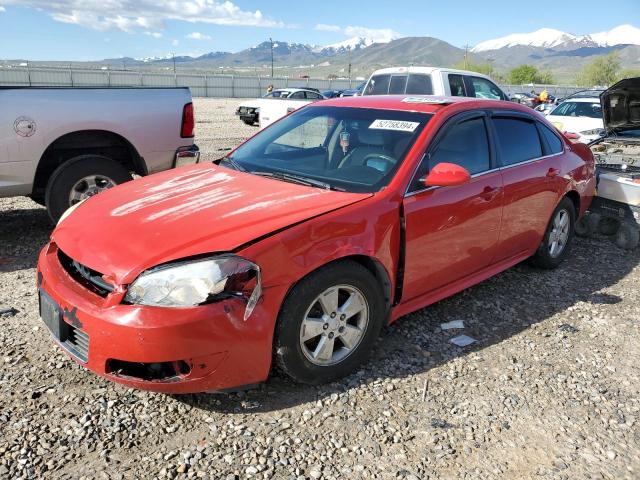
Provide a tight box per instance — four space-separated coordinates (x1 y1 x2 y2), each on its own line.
172 52 176 74
270 37 274 78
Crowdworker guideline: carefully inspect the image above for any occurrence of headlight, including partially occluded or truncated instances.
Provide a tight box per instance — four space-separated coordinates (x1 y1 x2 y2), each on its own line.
57 200 85 225
124 255 261 320
580 128 604 136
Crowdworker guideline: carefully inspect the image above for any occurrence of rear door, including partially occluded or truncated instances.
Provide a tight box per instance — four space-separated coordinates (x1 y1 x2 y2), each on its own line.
489 113 561 261
402 112 504 301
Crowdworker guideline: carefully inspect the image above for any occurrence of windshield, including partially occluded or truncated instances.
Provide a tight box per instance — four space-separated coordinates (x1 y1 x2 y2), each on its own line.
550 101 602 119
364 74 434 96
226 106 431 193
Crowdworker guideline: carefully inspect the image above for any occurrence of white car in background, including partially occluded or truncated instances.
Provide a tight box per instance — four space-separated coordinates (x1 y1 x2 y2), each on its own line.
236 88 325 127
546 97 604 143
362 66 510 101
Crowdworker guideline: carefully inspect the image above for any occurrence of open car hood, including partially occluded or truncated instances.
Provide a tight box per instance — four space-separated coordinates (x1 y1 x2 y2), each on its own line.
601 77 640 133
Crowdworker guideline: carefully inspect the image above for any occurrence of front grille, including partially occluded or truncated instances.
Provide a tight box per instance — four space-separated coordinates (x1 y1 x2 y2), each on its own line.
62 325 89 362
58 250 114 297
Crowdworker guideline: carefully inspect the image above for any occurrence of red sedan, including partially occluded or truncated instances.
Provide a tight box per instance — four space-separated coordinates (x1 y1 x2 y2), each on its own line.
37 95 595 393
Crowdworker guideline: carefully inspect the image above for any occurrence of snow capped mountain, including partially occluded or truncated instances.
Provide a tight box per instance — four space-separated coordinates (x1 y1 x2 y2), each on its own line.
589 24 640 47
472 28 576 52
472 24 640 52
323 33 398 53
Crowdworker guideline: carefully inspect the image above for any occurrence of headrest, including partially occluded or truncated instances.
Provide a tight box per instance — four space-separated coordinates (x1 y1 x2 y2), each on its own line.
357 128 386 146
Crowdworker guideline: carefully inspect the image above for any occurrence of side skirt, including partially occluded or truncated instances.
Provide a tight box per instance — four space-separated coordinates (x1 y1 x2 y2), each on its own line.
389 250 533 323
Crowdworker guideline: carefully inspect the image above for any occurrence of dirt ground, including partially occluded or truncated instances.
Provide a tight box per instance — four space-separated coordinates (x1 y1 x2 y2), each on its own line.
0 98 638 480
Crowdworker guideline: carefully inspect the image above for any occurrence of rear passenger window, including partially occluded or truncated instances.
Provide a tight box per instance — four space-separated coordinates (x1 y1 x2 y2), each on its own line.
539 123 564 154
448 74 466 97
406 74 433 95
493 118 543 165
469 77 504 100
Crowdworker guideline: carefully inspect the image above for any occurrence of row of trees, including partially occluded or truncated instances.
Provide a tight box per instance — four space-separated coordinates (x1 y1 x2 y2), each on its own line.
453 51 639 87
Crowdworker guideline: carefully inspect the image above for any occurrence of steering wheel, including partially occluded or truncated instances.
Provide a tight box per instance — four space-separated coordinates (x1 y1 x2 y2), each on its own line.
362 153 396 173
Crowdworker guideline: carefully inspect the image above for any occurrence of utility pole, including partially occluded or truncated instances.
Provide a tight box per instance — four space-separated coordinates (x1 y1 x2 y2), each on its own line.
348 48 352 81
171 52 176 74
270 37 274 78
463 44 470 70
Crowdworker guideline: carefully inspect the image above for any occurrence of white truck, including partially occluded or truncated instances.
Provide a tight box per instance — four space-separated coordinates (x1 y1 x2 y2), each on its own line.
236 88 326 130
362 66 509 101
1 87 200 221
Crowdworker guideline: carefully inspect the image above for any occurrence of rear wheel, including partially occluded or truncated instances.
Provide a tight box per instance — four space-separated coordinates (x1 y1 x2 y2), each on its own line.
44 154 133 222
531 197 575 269
274 261 384 384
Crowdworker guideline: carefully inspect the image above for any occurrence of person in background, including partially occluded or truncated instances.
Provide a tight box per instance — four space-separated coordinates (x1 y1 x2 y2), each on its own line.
266 84 274 94
539 89 549 103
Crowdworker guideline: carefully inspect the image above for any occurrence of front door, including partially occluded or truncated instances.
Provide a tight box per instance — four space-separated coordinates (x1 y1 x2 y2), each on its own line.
402 114 504 302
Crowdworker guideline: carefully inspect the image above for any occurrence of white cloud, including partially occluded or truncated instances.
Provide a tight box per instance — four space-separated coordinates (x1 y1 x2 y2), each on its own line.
144 31 162 39
315 23 401 43
0 6 5 12
171 39 179 47
187 32 211 41
315 23 341 33
2 1 285 31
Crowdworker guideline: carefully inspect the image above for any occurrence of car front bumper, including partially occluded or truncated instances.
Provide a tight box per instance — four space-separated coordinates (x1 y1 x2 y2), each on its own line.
36 241 284 394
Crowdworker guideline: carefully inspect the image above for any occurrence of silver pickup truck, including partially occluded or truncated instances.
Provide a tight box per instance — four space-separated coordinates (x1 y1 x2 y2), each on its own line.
0 87 200 221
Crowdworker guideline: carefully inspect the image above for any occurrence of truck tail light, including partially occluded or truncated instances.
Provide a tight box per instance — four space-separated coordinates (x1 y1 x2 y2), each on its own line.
181 102 195 138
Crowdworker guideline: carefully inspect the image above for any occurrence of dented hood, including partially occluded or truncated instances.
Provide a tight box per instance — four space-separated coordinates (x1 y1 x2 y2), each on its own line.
53 164 370 284
601 77 640 132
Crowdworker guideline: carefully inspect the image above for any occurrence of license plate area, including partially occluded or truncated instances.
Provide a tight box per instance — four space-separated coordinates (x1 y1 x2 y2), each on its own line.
39 290 69 342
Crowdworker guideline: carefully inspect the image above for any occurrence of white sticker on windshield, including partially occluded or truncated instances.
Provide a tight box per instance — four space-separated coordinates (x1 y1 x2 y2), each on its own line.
369 119 419 132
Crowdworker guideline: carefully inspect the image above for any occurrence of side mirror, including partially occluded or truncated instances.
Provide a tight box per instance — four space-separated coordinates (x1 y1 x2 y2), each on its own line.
424 162 471 187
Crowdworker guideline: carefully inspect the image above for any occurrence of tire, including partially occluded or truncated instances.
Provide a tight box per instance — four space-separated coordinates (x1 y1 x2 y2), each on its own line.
274 260 385 385
242 118 255 126
598 217 619 236
531 197 576 269
574 212 599 238
45 154 133 223
614 224 639 250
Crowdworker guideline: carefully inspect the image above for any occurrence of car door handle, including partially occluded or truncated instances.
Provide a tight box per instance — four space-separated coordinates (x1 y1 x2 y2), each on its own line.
479 186 500 201
546 168 560 177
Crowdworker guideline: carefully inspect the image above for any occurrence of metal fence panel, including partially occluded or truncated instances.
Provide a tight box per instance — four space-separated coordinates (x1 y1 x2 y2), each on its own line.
0 67 587 99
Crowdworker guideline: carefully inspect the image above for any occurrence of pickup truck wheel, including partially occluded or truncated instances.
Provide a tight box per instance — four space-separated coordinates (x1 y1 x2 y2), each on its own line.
45 155 133 222
274 260 384 385
531 197 575 269
242 118 255 126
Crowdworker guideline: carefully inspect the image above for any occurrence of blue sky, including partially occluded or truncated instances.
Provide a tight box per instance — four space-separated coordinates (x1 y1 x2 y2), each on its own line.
0 0 638 61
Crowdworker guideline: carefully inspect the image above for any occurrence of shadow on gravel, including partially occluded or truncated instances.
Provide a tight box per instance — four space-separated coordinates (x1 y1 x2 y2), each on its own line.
179 235 640 414
0 205 51 273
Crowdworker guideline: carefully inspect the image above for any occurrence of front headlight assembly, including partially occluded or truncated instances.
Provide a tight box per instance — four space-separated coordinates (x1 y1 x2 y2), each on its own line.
124 255 261 320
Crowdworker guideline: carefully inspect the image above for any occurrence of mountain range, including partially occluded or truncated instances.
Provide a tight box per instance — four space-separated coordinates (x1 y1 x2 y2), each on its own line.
7 25 638 83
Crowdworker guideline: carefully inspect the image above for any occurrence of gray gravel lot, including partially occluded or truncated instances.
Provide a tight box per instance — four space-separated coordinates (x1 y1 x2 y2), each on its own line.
1 98 639 479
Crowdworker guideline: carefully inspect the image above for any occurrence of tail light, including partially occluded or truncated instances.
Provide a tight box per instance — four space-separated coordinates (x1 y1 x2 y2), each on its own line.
181 102 195 138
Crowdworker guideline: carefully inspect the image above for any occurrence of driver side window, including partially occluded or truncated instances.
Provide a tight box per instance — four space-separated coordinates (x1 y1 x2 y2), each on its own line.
268 116 330 151
410 116 490 191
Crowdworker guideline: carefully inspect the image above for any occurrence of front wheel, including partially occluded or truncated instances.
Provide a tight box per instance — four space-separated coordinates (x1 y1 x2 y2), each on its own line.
274 261 385 385
531 197 575 269
45 155 133 222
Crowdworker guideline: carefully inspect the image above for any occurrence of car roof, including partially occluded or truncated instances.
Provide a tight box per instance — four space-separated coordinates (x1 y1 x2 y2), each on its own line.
275 88 316 93
369 65 494 79
559 97 601 103
311 94 531 115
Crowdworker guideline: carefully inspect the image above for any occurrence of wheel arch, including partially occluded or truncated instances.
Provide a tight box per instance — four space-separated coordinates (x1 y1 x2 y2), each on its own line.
32 129 145 201
564 189 581 218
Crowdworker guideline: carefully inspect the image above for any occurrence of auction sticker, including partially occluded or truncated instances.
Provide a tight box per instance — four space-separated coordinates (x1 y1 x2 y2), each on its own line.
369 119 419 132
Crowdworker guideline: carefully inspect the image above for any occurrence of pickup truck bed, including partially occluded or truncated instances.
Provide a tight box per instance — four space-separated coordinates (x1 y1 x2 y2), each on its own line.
0 87 199 221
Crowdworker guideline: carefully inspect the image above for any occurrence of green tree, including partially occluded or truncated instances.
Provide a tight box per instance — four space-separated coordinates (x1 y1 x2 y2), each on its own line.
618 68 640 81
507 65 539 84
576 52 621 87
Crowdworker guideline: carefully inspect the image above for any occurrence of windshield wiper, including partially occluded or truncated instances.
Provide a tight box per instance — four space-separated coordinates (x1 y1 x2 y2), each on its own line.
251 171 336 190
217 156 246 172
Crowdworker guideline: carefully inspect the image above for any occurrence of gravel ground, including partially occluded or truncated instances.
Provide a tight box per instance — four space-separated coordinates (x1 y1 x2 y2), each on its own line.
1 98 639 480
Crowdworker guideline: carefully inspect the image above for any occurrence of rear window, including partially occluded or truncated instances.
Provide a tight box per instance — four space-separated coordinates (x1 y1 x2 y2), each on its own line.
551 101 602 119
365 73 433 95
539 123 564 154
493 117 543 165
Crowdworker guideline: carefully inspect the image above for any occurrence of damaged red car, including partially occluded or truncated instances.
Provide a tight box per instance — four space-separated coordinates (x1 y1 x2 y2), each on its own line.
37 95 595 393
